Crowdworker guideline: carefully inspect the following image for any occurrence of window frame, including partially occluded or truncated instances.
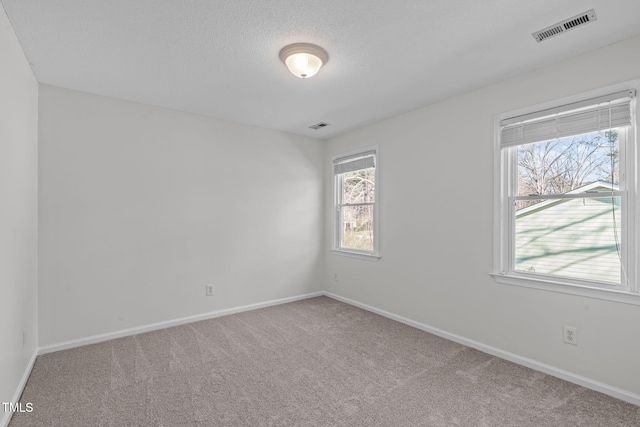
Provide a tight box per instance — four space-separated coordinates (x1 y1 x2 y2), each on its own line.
493 85 640 305
332 146 380 261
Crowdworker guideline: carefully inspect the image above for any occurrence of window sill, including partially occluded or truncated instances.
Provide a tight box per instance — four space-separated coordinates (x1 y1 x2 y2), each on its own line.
490 273 640 305
331 249 380 261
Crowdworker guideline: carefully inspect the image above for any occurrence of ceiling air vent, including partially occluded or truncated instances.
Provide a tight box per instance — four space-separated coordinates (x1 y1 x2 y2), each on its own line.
532 9 597 43
309 122 330 130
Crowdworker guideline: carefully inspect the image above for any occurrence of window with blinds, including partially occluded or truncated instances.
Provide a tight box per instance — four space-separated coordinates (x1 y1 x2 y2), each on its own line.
333 148 379 257
495 89 638 293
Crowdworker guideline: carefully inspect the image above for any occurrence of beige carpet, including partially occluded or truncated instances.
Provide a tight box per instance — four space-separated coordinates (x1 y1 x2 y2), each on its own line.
9 296 640 426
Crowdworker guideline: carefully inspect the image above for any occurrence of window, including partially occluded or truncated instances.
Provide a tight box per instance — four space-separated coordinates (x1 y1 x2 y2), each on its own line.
494 89 639 299
333 148 379 259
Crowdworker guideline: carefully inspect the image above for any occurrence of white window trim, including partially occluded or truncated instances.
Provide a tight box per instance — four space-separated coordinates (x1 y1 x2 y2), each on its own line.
332 145 380 260
490 272 640 306
493 82 640 304
330 249 381 261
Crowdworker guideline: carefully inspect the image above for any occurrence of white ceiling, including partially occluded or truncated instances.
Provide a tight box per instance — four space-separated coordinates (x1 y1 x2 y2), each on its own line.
3 1 640 140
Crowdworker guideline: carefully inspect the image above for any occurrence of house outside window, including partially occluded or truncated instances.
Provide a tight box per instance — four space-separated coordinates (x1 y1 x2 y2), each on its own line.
332 147 379 260
494 88 639 301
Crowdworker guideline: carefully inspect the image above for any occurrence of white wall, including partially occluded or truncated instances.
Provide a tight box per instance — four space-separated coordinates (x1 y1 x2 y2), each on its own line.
0 4 38 408
325 35 640 396
38 85 324 346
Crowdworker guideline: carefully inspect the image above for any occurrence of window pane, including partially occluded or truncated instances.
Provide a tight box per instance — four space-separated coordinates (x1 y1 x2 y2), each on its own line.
517 129 620 209
342 167 375 204
515 196 622 284
341 205 374 251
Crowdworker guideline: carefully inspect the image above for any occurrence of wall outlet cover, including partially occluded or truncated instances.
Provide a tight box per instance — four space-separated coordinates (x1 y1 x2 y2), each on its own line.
563 325 578 345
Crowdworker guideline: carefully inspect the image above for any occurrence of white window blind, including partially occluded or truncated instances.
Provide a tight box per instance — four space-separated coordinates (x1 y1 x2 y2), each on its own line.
501 90 635 147
333 150 376 174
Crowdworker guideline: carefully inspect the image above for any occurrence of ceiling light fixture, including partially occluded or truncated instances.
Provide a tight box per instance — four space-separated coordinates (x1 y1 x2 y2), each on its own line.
279 43 329 79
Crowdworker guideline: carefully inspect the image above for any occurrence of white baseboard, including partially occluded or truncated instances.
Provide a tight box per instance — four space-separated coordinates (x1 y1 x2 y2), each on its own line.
39 291 324 355
324 292 640 407
1 349 38 427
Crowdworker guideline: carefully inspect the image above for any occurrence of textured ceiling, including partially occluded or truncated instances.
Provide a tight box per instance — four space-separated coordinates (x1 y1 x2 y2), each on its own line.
3 0 640 139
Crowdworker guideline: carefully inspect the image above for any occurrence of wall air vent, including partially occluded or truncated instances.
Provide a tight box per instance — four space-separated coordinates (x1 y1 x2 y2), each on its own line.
532 9 597 43
309 122 330 130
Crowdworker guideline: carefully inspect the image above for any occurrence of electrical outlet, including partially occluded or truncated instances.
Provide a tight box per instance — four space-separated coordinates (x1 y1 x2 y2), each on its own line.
333 272 338 282
206 284 214 296
563 325 578 345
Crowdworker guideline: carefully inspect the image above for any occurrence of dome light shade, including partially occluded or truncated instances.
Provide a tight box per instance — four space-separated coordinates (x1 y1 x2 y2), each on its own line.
279 43 329 79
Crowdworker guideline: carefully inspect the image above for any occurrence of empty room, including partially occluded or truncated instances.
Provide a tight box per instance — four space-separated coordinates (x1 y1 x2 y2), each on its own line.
2 1 640 426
